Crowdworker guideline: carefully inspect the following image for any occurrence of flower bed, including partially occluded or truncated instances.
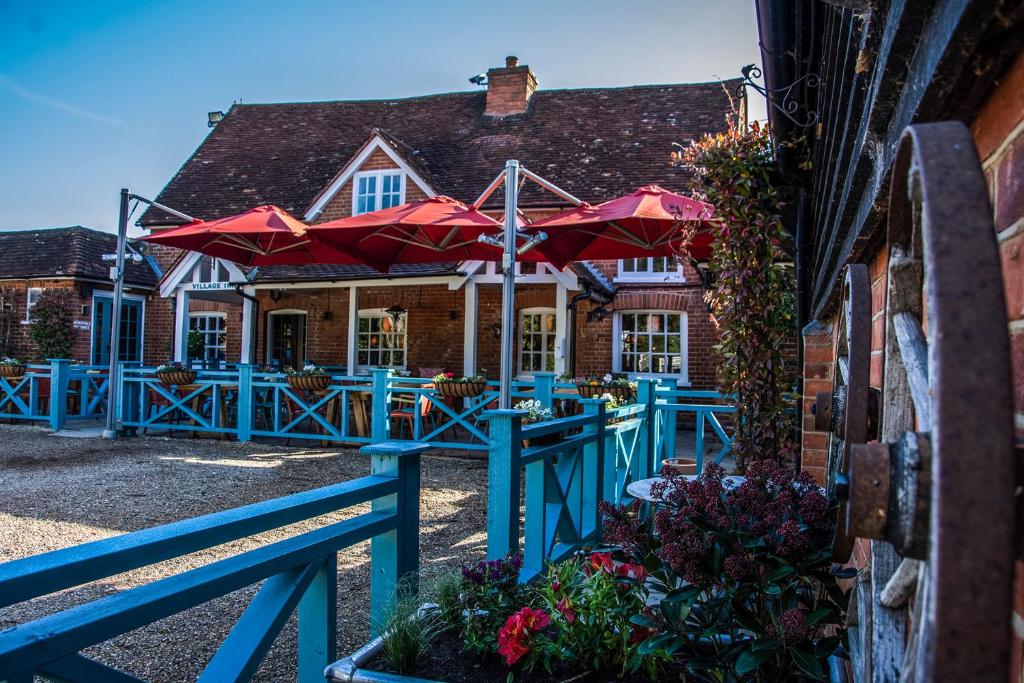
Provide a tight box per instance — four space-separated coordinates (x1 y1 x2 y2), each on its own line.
357 461 848 682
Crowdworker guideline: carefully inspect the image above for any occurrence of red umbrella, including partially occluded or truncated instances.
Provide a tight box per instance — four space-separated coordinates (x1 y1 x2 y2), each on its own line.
143 205 368 267
526 185 717 269
306 196 504 268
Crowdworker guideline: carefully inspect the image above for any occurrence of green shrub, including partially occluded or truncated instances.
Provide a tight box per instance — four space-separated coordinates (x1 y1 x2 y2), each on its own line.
28 291 73 360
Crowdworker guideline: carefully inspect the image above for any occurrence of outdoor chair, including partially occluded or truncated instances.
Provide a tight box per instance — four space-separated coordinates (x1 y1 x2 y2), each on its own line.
390 391 437 440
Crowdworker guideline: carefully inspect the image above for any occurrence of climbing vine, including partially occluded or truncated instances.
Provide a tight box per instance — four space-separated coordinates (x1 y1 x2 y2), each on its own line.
681 118 797 469
28 291 74 360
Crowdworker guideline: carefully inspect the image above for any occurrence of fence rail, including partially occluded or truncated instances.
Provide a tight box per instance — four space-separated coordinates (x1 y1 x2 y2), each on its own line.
0 441 427 683
0 360 109 429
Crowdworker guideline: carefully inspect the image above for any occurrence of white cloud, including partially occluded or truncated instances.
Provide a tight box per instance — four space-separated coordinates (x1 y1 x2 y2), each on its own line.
0 73 126 127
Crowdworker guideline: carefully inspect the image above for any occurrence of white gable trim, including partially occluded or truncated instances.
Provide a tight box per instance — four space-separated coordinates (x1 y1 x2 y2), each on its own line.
303 134 435 221
159 251 247 298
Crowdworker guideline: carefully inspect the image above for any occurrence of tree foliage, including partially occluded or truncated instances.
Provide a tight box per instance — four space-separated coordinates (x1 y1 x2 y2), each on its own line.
682 118 797 468
28 290 74 360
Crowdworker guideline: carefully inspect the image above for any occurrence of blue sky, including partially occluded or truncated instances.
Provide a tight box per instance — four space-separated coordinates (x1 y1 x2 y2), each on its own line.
0 0 764 235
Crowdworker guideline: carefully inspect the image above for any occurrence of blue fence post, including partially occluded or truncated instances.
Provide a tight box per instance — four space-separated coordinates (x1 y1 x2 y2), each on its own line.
580 398 605 540
297 553 337 683
362 441 428 636
636 379 657 480
484 409 523 560
47 359 70 431
236 364 253 442
370 368 392 444
658 379 677 463
533 372 556 410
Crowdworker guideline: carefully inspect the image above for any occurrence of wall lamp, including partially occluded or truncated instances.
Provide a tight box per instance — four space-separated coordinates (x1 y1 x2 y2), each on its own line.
587 306 612 323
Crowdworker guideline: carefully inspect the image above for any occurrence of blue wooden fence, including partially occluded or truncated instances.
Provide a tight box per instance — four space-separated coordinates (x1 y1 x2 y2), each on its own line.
0 440 427 683
0 359 109 430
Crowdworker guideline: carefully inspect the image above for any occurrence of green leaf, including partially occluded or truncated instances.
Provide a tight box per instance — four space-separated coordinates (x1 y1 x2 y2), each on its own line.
789 646 824 679
735 645 776 674
804 607 832 626
630 613 659 629
768 565 796 582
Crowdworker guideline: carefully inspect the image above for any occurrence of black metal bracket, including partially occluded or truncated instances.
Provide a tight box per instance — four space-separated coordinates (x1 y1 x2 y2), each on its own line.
737 64 820 129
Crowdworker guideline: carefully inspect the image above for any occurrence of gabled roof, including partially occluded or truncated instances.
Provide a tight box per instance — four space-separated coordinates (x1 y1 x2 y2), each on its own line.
0 227 159 288
141 80 739 225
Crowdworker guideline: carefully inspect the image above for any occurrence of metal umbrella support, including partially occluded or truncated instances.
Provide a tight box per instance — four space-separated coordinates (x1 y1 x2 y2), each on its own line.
473 160 583 409
103 189 195 439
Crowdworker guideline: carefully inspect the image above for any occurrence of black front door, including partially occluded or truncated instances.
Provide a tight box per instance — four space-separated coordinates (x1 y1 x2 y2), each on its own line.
268 314 306 368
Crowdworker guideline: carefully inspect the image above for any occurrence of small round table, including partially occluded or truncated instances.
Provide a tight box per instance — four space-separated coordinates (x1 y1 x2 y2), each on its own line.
626 475 748 502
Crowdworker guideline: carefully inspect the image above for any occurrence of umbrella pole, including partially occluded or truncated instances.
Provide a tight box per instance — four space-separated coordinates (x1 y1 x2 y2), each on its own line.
102 188 131 439
499 160 519 410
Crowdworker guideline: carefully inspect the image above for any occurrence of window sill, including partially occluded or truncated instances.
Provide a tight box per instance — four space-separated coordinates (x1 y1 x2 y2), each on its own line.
613 277 687 284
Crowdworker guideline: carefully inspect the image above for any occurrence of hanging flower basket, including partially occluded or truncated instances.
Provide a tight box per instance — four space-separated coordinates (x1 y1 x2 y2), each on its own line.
0 362 26 379
156 369 197 386
434 379 487 399
432 373 487 398
155 363 196 386
286 374 332 392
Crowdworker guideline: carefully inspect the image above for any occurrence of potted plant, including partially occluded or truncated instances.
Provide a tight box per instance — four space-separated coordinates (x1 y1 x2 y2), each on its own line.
516 399 558 447
285 363 331 391
572 373 637 400
432 371 487 398
0 356 25 379
155 361 196 386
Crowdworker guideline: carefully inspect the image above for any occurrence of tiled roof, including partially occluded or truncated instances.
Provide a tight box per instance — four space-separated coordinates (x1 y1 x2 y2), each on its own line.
0 227 159 287
251 262 460 283
141 80 739 225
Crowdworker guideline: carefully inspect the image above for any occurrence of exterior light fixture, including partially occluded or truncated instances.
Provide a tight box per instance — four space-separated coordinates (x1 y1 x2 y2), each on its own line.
207 111 226 127
587 306 612 323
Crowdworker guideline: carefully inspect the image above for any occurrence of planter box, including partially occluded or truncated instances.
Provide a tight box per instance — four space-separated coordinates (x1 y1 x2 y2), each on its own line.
575 383 634 400
435 380 487 399
0 365 25 379
286 374 332 392
156 370 197 386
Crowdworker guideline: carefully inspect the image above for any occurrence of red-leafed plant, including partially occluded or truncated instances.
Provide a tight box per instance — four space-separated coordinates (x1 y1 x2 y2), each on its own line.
601 461 849 681
680 117 797 469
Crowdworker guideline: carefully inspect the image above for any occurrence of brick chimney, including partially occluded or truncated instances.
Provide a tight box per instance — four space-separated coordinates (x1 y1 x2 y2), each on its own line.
485 55 537 117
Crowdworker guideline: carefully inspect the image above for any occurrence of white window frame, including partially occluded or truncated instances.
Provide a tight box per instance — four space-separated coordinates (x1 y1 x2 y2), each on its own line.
356 308 408 371
612 309 689 384
615 257 685 283
352 170 405 216
22 287 43 324
188 312 227 361
518 307 557 376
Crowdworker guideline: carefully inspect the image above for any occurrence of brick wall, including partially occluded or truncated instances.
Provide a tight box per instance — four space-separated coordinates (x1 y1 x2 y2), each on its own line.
970 50 1024 683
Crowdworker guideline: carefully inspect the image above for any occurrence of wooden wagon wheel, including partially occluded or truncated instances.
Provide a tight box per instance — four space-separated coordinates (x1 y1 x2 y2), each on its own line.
842 122 1015 682
813 262 873 562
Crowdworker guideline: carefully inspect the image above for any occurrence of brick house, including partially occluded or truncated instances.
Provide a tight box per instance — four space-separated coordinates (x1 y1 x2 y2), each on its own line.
141 57 737 388
0 226 161 364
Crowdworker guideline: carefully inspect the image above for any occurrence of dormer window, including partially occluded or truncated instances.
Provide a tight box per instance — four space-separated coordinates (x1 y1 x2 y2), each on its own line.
354 170 404 215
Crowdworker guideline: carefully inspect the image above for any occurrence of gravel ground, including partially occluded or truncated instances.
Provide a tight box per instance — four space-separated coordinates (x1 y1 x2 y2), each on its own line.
0 425 489 682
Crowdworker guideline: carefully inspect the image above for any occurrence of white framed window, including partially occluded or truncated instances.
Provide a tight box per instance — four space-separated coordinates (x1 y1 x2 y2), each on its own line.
519 307 556 375
23 287 43 324
356 308 407 369
616 257 685 282
189 313 227 361
613 310 688 383
193 256 230 284
353 170 404 215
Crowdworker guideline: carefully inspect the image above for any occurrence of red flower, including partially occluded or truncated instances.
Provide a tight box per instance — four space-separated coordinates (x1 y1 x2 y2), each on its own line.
497 607 551 666
588 551 614 575
555 595 576 623
614 562 649 582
